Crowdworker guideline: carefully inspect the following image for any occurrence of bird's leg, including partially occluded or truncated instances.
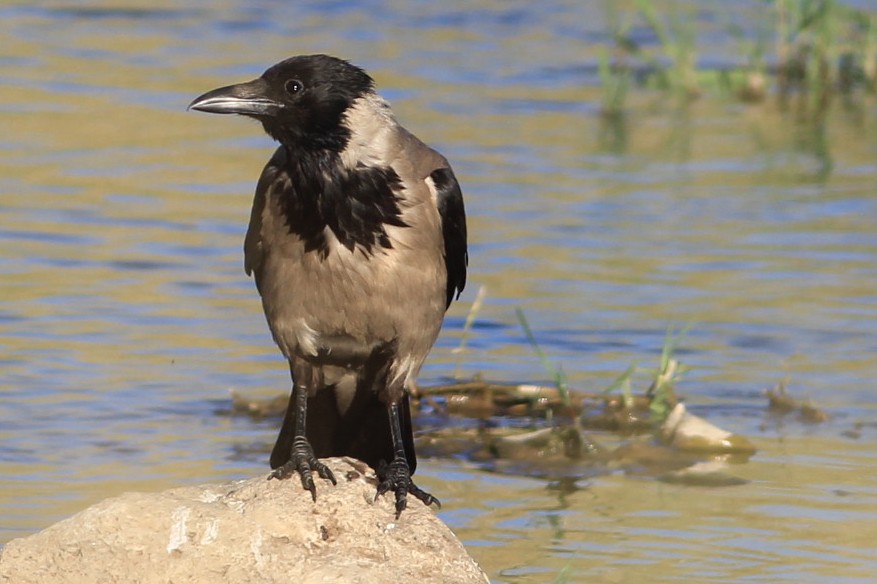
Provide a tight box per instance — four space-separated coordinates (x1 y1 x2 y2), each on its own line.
269 371 336 501
375 402 441 518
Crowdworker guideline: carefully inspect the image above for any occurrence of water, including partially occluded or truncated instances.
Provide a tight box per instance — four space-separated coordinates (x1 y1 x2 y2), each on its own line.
3 1 877 582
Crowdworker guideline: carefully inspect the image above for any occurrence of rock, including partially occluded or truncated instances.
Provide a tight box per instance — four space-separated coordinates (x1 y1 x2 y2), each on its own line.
0 457 488 584
660 403 757 455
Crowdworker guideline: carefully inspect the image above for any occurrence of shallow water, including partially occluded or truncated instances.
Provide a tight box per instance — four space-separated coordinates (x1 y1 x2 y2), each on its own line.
3 1 877 582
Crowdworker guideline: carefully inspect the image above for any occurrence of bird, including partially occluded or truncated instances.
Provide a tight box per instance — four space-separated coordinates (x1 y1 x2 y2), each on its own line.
188 54 467 517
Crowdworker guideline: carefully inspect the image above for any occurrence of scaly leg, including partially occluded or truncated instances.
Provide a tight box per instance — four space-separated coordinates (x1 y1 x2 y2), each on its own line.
269 370 336 501
375 402 440 518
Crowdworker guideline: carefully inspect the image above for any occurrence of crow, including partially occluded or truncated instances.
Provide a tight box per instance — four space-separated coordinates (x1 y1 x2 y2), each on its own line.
189 54 467 517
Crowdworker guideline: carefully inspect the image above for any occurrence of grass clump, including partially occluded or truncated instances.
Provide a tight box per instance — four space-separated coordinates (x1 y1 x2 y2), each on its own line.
597 0 877 118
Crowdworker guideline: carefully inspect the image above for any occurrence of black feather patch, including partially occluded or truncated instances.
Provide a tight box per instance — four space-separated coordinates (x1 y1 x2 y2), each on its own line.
277 152 407 256
430 167 468 307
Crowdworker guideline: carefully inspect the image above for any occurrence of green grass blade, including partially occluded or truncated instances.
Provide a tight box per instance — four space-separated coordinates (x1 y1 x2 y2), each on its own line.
515 308 570 405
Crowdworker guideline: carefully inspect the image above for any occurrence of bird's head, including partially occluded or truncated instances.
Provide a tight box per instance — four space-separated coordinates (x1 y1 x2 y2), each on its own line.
189 54 375 152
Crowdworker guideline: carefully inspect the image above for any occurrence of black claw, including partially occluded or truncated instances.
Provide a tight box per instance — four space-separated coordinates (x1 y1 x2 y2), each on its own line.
409 482 442 509
394 495 407 518
268 464 292 480
269 436 336 502
315 461 337 485
375 456 439 518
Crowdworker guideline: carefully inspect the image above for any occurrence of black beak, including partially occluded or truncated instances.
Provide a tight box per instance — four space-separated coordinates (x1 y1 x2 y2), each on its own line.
188 78 279 116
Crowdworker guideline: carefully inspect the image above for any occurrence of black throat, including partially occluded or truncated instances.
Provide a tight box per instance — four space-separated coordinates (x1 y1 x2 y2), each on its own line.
275 146 407 257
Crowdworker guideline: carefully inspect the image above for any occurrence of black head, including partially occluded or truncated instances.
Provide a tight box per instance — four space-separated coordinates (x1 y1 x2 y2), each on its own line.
189 54 374 151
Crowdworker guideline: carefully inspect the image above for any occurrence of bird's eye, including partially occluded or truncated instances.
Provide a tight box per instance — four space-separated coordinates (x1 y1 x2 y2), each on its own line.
284 79 303 95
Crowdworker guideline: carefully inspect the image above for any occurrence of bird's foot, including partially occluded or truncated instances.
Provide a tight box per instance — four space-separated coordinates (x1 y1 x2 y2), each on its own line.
376 456 441 519
268 436 337 501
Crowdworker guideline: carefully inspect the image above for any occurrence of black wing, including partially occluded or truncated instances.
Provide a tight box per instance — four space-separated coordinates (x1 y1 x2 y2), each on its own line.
244 147 286 293
429 166 468 308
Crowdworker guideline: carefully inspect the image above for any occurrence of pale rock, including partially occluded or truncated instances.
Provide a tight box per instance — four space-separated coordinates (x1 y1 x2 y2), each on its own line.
0 457 488 584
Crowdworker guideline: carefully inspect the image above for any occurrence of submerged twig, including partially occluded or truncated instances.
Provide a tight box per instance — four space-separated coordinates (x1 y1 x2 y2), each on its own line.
766 381 829 423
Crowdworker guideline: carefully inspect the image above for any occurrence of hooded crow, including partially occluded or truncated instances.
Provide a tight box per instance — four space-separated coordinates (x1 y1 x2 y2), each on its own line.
189 54 467 517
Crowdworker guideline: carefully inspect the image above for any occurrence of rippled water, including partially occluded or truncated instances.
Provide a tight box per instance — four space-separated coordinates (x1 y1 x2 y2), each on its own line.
3 2 877 582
